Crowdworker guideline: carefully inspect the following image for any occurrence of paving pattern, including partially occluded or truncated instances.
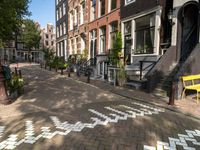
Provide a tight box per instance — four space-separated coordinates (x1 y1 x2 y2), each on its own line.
144 129 200 150
1 64 200 150
0 102 164 149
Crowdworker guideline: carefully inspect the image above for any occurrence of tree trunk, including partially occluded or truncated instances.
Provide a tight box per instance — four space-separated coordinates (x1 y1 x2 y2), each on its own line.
0 65 10 104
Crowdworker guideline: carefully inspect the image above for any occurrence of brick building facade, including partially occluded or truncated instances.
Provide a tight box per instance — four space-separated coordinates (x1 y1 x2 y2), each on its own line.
68 0 88 56
87 0 121 79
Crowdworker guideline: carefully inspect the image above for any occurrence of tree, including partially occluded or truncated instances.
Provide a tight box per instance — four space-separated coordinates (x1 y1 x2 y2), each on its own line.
109 32 123 65
42 47 55 69
22 19 41 51
0 0 31 47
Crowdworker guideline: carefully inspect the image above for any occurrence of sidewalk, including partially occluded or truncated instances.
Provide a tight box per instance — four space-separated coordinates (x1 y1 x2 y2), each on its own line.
9 63 200 119
68 73 200 120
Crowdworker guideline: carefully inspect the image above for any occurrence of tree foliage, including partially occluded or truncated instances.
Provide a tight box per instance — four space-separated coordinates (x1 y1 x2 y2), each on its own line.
22 19 41 50
109 32 123 65
0 0 31 46
42 47 55 66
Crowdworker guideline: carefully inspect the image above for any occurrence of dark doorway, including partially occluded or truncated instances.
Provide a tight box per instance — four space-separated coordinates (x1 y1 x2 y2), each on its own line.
124 35 132 65
180 3 199 61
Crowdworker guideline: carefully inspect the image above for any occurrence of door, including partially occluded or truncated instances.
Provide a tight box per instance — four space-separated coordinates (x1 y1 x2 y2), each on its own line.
124 35 132 65
180 4 199 61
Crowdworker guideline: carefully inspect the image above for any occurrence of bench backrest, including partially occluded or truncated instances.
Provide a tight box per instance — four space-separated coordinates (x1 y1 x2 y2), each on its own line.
182 74 200 87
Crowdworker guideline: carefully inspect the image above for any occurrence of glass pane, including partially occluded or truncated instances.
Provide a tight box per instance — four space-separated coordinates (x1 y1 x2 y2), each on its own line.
111 0 117 10
124 21 131 35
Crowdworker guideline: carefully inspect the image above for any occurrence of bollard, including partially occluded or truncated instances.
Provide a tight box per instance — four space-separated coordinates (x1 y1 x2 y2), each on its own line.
15 67 18 75
19 70 22 78
168 81 176 105
68 68 71 77
87 70 90 83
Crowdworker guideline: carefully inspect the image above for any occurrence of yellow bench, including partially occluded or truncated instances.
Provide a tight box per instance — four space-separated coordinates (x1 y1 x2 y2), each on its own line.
182 74 200 103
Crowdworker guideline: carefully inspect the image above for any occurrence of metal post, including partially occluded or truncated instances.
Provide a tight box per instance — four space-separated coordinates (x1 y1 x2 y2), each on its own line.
19 70 22 78
15 67 18 75
168 81 176 105
139 61 143 80
87 70 90 83
114 68 116 86
68 68 71 77
61 69 63 75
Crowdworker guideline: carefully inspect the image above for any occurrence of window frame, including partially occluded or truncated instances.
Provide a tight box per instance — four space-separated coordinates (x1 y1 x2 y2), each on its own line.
125 0 136 6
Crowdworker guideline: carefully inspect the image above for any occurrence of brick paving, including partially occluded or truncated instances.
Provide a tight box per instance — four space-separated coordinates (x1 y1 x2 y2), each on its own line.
68 71 200 120
0 63 199 150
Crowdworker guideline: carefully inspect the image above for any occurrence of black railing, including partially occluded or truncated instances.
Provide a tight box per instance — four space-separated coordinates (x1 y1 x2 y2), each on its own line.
139 61 157 80
77 57 97 76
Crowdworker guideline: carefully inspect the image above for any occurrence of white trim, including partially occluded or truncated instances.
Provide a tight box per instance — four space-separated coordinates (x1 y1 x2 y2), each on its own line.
125 0 136 6
121 7 162 58
121 6 161 22
131 20 135 63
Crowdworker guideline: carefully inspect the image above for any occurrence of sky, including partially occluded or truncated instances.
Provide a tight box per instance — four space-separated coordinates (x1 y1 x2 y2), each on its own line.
28 0 55 28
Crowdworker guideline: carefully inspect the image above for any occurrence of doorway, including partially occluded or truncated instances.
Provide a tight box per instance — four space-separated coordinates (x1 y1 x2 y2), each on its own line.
180 3 199 61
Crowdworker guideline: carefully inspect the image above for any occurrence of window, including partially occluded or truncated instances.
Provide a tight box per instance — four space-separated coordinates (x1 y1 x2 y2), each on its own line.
111 0 117 11
125 0 135 5
90 0 96 21
56 26 59 38
60 24 63 36
75 7 79 25
45 41 48 46
59 7 62 19
124 21 132 64
46 34 49 39
135 13 155 54
56 10 59 21
100 0 105 17
80 2 85 24
63 2 66 15
110 21 118 49
51 41 54 46
100 26 106 53
70 11 73 30
90 30 97 58
63 22 66 34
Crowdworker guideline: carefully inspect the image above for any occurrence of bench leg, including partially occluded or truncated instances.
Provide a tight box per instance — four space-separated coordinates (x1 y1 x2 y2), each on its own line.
182 89 186 100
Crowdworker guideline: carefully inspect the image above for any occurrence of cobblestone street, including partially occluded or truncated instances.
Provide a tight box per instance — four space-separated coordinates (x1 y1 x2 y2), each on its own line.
0 64 200 150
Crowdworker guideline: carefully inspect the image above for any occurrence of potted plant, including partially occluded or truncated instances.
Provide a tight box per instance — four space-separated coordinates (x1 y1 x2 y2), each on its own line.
117 58 127 86
6 73 24 98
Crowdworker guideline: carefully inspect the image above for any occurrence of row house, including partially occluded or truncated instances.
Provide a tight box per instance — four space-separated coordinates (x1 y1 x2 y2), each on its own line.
120 0 200 99
87 0 120 79
40 24 56 51
56 0 68 60
68 0 88 56
0 22 42 63
64 0 200 100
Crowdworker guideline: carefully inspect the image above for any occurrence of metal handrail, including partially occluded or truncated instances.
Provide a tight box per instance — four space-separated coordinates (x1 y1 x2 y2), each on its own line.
139 61 157 80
